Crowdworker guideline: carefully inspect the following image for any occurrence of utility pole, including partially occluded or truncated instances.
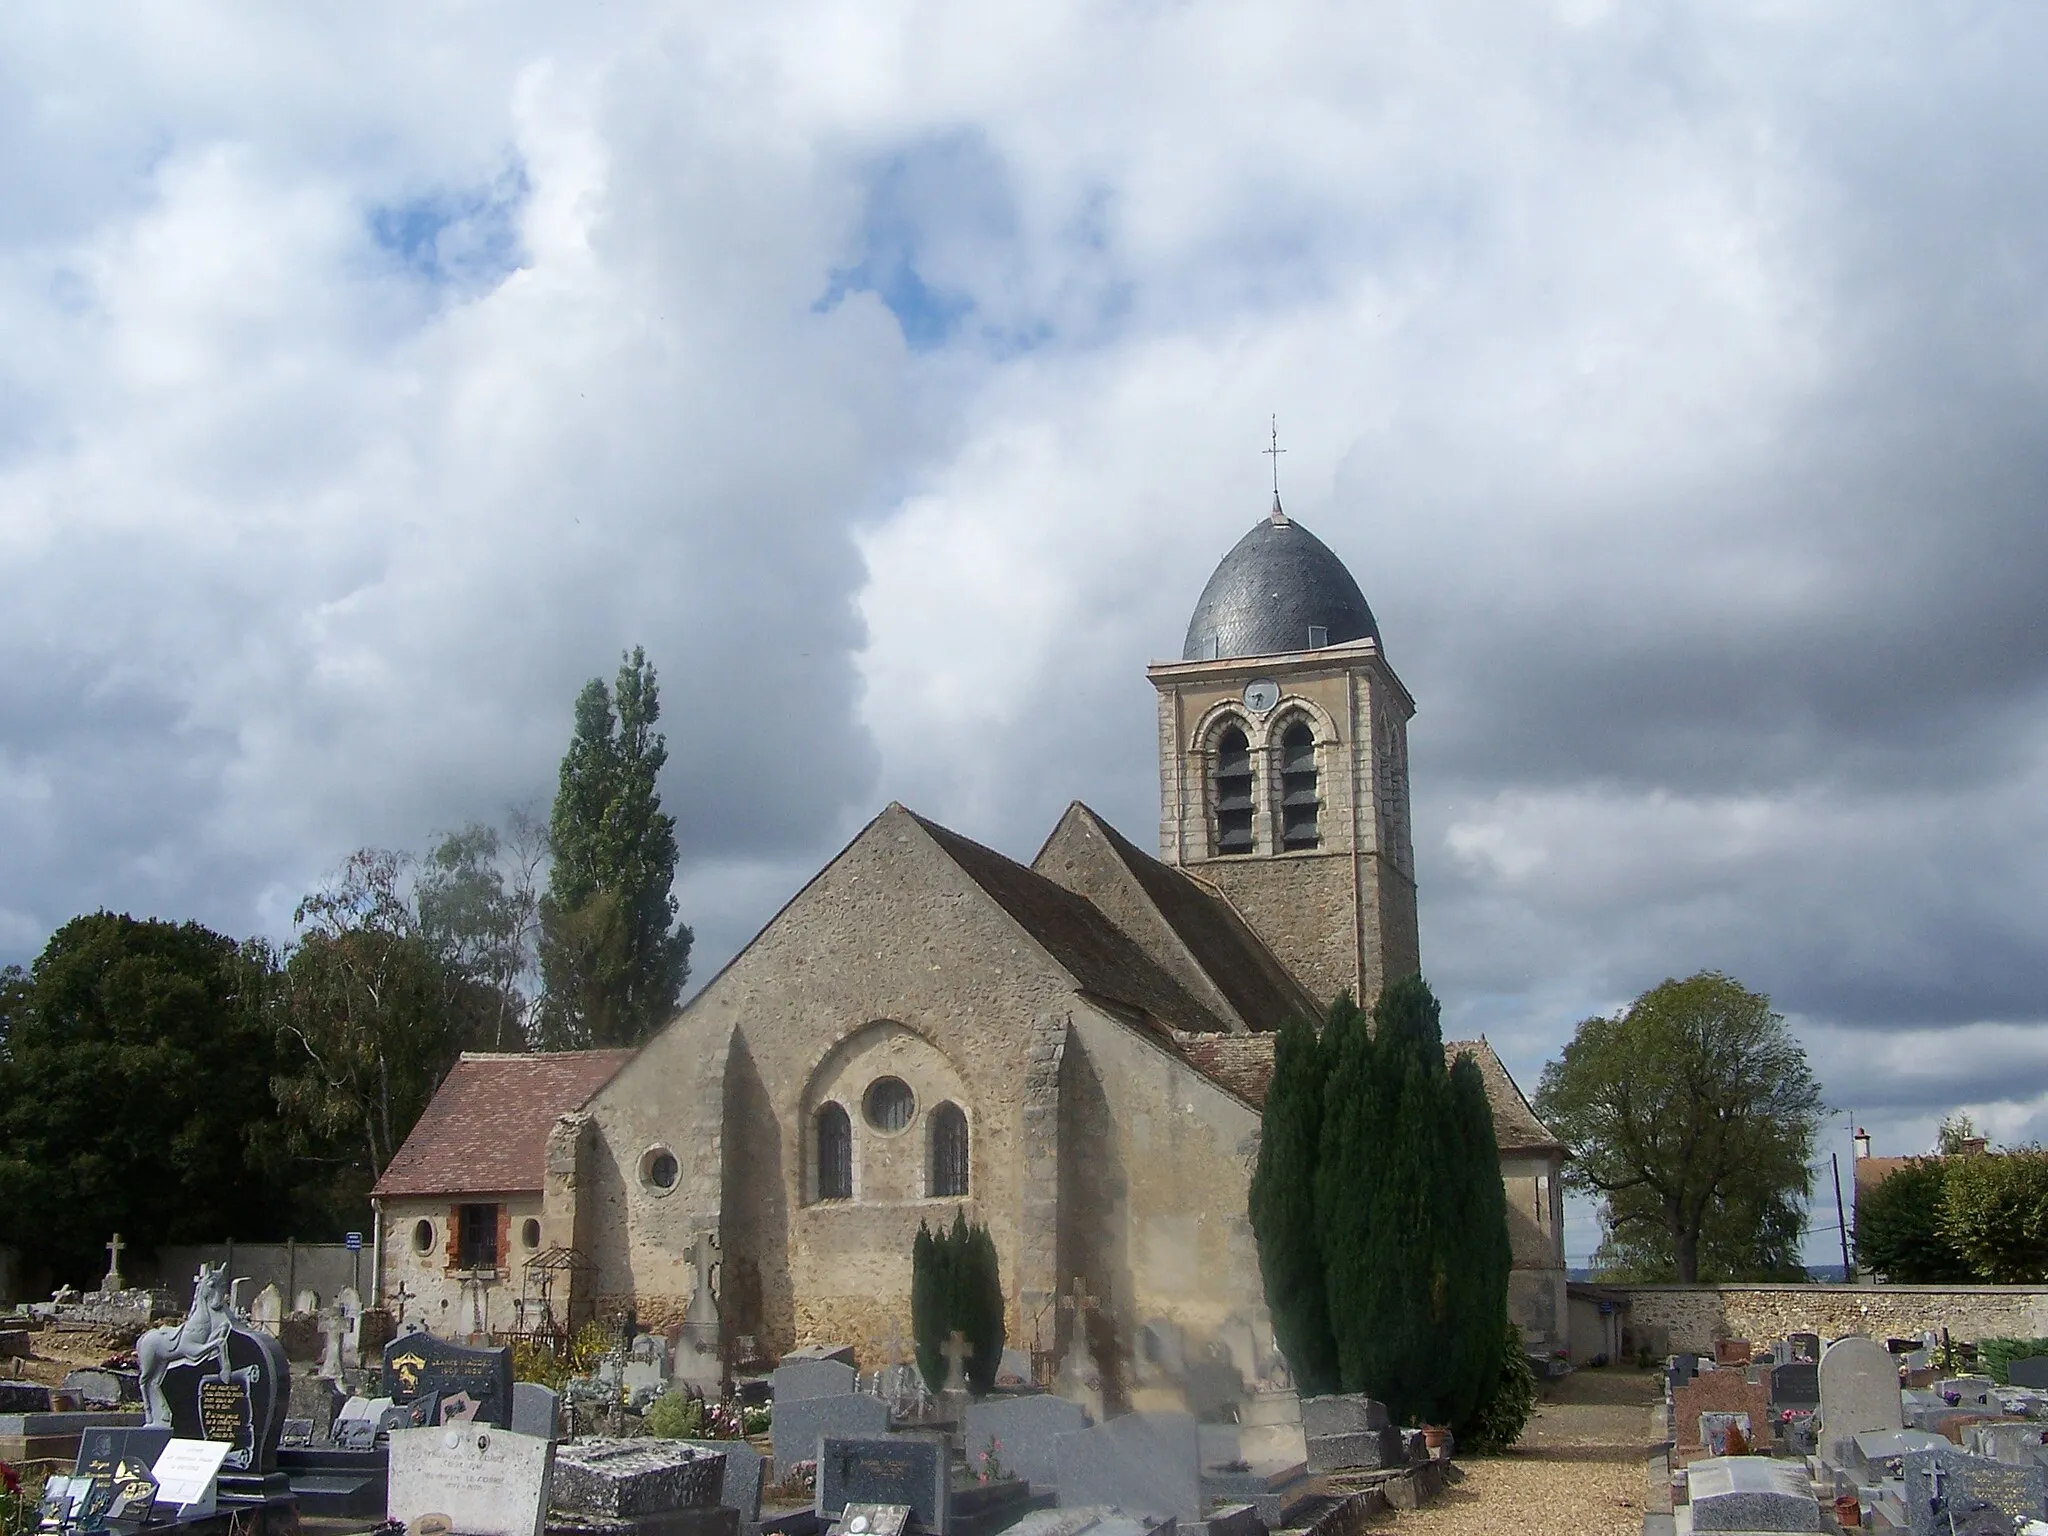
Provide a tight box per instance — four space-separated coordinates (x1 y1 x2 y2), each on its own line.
1832 1152 1852 1282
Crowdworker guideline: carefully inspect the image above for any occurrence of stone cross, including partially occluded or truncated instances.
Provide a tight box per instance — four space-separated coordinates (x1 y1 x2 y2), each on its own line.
687 1231 719 1304
318 1309 346 1381
391 1281 414 1325
941 1331 972 1394
101 1233 125 1294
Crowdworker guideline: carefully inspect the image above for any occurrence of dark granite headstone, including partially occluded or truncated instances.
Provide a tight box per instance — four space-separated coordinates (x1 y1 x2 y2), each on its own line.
816 1434 948 1533
2011 1356 2048 1391
62 1369 141 1408
72 1425 174 1516
963 1395 1088 1491
0 1381 51 1412
772 1359 857 1404
149 1322 291 1473
1788 1333 1821 1363
1771 1361 1820 1408
681 1440 761 1525
288 1373 343 1443
770 1392 888 1471
382 1333 513 1428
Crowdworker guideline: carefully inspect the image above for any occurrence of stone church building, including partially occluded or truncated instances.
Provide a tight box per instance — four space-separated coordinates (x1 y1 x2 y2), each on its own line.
372 498 1569 1384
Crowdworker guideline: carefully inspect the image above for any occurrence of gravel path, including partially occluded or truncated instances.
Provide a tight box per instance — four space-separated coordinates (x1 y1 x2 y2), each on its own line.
1362 1367 1659 1536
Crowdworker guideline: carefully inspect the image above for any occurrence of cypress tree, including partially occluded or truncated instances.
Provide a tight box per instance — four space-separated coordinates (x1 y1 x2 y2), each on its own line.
911 1213 1006 1394
1445 1049 1511 1430
1314 991 1382 1394
911 1220 947 1392
1250 1010 1340 1394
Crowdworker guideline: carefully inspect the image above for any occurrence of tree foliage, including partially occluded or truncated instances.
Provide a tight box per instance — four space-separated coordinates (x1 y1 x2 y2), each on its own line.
1534 971 1822 1283
1249 1011 1339 1395
0 914 294 1281
1940 1147 2048 1283
911 1211 1005 1395
538 648 692 1048
1257 978 1510 1428
1459 1320 1539 1454
1855 1158 1976 1283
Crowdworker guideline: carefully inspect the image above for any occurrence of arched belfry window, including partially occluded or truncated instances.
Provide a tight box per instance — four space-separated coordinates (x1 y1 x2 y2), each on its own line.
1280 721 1320 850
816 1102 852 1200
929 1102 969 1198
1213 725 1254 854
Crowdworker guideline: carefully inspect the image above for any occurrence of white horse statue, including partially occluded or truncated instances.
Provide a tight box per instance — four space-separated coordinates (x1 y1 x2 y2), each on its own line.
137 1263 236 1427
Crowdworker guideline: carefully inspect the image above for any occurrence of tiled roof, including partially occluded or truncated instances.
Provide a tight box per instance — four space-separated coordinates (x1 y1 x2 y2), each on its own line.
372 1050 634 1199
1034 804 1321 1033
1158 1029 1563 1153
909 811 1230 1034
1853 1155 1922 1194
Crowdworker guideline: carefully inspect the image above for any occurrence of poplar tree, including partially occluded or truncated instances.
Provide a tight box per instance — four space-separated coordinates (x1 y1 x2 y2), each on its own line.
536 647 693 1048
1251 1010 1341 1394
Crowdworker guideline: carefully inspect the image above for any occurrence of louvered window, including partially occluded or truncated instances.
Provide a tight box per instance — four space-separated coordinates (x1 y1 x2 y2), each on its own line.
1280 722 1319 850
1214 726 1254 854
930 1102 970 1197
816 1103 852 1200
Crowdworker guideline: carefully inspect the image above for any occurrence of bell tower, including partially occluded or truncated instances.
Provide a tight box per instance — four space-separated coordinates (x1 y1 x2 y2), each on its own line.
1146 498 1419 1008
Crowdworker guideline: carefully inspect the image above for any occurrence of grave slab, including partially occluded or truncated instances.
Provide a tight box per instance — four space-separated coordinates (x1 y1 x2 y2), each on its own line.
1683 1455 1825 1531
1054 1412 1201 1523
553 1439 725 1516
1901 1443 2048 1536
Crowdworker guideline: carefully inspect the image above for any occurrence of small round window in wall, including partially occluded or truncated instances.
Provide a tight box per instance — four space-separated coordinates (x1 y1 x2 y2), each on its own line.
640 1147 681 1193
864 1076 916 1132
522 1218 542 1250
412 1219 434 1254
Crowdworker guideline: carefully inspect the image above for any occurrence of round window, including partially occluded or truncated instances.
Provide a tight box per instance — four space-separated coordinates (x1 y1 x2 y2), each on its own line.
412 1219 434 1254
863 1076 916 1133
522 1218 542 1250
641 1147 680 1192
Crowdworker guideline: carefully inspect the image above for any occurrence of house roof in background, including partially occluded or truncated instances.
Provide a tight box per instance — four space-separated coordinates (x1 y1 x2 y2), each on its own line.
372 1049 634 1200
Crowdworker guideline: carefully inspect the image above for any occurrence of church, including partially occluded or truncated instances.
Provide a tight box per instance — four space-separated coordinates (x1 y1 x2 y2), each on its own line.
371 496 1570 1389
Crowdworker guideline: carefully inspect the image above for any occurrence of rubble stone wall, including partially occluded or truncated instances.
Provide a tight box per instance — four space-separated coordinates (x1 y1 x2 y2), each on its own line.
1611 1284 2048 1356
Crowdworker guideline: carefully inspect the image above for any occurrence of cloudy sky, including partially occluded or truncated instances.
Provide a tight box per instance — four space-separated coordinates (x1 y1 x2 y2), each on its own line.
5 2 2045 1263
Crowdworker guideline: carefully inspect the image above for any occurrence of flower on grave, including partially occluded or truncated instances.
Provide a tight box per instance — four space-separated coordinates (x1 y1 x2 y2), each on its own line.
0 1461 18 1496
976 1437 1006 1484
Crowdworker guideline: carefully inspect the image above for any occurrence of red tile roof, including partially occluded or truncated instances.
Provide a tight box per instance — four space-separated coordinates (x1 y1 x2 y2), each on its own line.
372 1050 634 1199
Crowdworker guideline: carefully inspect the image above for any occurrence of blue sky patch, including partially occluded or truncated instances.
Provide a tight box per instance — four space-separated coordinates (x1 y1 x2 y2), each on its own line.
369 160 529 293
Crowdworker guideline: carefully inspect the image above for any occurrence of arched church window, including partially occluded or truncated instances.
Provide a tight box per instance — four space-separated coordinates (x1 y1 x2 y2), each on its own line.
1280 721 1319 850
816 1103 852 1200
929 1102 969 1198
1213 725 1254 854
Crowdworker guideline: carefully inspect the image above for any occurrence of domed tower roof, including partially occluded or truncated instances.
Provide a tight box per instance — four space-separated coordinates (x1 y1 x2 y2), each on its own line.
1182 500 1379 661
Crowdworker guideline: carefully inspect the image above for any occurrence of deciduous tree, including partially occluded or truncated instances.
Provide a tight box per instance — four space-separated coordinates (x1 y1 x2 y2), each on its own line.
1940 1147 2048 1283
1534 971 1822 1284
1856 1158 1974 1283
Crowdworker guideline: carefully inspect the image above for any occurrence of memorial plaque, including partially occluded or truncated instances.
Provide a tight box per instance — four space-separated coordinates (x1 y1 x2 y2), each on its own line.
72 1427 173 1519
384 1335 514 1429
387 1425 555 1536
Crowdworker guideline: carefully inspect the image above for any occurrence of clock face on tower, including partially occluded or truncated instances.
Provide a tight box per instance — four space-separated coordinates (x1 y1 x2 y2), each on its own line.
1243 679 1280 714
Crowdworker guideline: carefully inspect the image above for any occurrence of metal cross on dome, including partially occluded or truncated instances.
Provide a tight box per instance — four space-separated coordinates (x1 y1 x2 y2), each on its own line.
1263 415 1287 498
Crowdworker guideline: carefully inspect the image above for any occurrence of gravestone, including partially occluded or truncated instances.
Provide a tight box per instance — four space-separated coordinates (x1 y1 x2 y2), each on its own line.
770 1393 889 1470
1300 1394 1401 1472
293 1290 320 1316
0 1381 53 1413
552 1438 725 1516
318 1310 347 1381
781 1344 857 1368
387 1424 555 1536
1054 1411 1202 1522
681 1439 762 1525
384 1332 514 1428
1788 1332 1821 1363
1772 1361 1820 1408
288 1373 344 1443
772 1358 857 1404
62 1368 141 1408
1818 1335 1903 1464
1715 1338 1753 1368
250 1285 285 1334
816 1434 948 1532
139 1266 292 1475
279 1314 322 1363
672 1233 722 1395
512 1382 560 1441
2009 1356 2048 1391
1698 1412 1753 1457
964 1394 1088 1492
1684 1455 1824 1532
1902 1444 2048 1536
72 1426 174 1520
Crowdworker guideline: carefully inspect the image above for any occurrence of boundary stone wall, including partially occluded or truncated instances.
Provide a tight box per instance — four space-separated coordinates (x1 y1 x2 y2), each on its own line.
1610 1284 2048 1356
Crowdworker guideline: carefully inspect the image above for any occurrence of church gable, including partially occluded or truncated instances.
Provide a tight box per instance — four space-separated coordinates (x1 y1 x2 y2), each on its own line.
1032 803 1320 1034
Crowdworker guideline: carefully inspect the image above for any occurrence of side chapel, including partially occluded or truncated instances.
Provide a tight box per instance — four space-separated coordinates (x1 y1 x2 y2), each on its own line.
373 496 1570 1383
